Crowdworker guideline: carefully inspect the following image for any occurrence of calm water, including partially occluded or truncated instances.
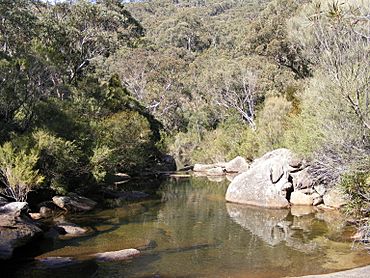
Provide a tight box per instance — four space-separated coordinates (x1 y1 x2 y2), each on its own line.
7 177 370 278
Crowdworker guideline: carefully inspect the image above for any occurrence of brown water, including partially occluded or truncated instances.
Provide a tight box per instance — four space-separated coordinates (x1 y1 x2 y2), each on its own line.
8 177 370 278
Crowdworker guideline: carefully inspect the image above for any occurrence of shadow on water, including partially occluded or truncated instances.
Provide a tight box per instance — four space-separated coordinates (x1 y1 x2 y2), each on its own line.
4 176 370 278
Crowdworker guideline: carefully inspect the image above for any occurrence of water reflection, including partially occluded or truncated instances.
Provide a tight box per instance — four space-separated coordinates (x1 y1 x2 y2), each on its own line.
6 177 370 278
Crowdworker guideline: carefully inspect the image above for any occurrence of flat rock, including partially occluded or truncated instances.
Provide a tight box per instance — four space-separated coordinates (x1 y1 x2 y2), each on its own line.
36 257 76 268
225 149 294 208
52 194 97 212
290 191 314 206
93 248 140 262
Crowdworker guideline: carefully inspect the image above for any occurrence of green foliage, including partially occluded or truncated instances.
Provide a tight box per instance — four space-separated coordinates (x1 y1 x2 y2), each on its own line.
33 130 83 194
341 172 370 217
256 96 292 155
96 110 156 175
0 142 44 201
170 117 258 165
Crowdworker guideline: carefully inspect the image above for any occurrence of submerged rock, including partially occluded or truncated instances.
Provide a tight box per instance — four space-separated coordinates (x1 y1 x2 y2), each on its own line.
36 257 77 268
0 202 42 260
93 248 140 262
52 194 97 212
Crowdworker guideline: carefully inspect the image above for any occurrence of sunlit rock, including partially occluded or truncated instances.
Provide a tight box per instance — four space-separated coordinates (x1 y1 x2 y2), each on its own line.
52 194 97 212
93 248 140 262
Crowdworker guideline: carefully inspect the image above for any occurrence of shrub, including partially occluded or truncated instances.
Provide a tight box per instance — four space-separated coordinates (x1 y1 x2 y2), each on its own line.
341 171 370 217
0 142 44 202
256 96 292 155
95 110 156 175
33 130 83 194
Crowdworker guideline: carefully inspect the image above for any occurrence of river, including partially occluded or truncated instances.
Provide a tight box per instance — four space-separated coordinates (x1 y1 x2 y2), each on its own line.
6 177 370 277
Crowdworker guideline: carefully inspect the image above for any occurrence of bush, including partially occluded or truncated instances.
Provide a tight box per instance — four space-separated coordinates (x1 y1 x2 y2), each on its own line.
170 116 258 165
95 110 157 175
0 142 44 202
341 171 370 217
256 96 292 155
33 130 83 194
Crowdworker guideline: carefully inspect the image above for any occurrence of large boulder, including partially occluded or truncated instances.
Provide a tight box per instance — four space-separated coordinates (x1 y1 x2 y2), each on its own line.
225 149 294 208
225 156 249 173
0 202 42 260
52 194 97 212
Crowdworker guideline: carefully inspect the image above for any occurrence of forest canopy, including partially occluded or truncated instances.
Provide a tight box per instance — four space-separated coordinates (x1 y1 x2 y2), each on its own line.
0 0 369 214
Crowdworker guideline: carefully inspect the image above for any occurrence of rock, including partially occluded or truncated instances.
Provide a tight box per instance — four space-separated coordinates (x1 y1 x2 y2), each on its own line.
29 213 42 220
0 202 28 215
193 163 216 172
314 184 327 196
225 156 249 173
37 257 76 268
206 167 225 176
313 196 323 206
53 216 87 235
57 224 87 235
52 194 97 212
290 168 314 190
39 206 53 218
225 149 294 208
271 164 284 183
290 191 314 206
93 248 140 262
323 188 348 208
289 158 303 169
0 202 42 260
